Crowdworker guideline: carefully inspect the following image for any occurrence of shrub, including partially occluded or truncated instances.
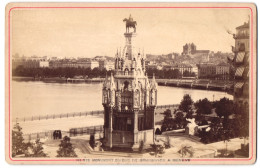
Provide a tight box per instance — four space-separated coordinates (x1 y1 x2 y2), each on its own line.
56 136 77 157
89 135 95 149
139 141 144 153
155 128 161 135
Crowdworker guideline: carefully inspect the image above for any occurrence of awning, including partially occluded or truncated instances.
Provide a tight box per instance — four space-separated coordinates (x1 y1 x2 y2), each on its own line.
236 52 245 63
234 82 244 89
235 66 245 77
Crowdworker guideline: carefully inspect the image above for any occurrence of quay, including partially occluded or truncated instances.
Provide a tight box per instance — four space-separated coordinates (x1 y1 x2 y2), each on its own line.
12 76 233 92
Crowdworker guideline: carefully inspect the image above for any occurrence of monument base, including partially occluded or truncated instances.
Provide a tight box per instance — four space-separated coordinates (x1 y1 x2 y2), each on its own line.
131 143 140 152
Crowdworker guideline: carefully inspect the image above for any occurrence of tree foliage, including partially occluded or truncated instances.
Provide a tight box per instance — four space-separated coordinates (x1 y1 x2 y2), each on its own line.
197 99 249 145
13 66 111 78
175 112 187 129
161 109 187 132
214 97 234 118
183 70 196 77
56 136 77 157
89 135 96 149
25 139 48 157
234 102 249 141
161 109 174 132
194 98 212 115
146 68 182 79
179 94 194 118
12 122 26 157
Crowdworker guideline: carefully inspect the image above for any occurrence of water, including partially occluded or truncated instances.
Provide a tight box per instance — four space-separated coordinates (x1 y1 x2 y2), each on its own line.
11 80 233 119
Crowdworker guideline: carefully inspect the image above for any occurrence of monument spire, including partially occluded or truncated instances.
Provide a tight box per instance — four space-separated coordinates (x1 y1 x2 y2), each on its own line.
102 16 157 151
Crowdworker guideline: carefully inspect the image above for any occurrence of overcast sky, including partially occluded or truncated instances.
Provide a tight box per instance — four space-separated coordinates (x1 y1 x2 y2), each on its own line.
11 7 250 58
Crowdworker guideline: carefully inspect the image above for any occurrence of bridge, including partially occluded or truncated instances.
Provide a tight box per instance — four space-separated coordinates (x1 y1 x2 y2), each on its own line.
156 79 233 92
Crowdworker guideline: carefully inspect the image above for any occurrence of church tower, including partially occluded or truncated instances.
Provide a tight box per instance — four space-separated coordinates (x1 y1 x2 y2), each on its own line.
102 15 158 150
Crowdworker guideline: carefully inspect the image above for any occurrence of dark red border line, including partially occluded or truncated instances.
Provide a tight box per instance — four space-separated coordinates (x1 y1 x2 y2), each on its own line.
8 6 254 162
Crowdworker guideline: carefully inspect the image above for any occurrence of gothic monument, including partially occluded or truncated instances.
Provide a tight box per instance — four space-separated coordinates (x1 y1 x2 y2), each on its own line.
102 15 158 150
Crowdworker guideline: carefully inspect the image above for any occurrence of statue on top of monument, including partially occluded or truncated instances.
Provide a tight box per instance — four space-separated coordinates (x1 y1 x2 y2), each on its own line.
123 14 137 33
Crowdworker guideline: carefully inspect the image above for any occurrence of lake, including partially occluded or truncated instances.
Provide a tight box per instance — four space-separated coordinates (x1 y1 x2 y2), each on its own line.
11 80 233 119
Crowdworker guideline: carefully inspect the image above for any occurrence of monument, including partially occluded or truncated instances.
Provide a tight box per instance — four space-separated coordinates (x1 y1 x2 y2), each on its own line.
102 15 158 151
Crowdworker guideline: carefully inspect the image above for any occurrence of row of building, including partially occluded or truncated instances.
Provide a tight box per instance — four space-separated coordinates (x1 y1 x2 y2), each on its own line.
197 62 230 80
12 56 115 71
146 61 230 80
12 54 231 80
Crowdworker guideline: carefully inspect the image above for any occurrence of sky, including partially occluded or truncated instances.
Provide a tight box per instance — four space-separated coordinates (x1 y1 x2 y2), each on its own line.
11 7 250 58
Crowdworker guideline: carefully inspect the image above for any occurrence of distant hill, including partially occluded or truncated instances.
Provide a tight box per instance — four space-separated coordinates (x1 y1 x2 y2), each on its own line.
146 53 179 64
93 56 115 61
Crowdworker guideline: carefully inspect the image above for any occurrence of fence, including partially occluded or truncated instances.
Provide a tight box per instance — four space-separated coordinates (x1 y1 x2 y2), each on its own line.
156 104 178 109
23 131 60 143
23 125 104 143
69 125 103 137
15 110 104 123
15 104 178 123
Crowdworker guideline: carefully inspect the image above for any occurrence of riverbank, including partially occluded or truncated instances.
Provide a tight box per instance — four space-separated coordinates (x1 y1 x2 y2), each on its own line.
12 76 104 83
12 76 233 93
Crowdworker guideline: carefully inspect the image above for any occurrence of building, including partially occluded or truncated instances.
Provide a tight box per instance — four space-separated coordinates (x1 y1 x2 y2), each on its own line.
88 61 99 69
182 43 210 62
12 55 49 69
99 60 115 71
39 61 49 67
162 65 174 71
197 62 230 80
215 62 230 80
173 63 192 75
102 16 157 150
49 60 99 69
231 21 250 103
197 63 216 79
191 64 198 77
182 43 196 55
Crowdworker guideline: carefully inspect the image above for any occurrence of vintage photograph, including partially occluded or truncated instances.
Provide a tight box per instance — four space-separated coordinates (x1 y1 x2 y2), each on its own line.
5 3 257 164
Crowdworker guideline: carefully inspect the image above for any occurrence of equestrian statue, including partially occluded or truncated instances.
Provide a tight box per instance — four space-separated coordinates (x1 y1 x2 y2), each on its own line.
123 14 137 33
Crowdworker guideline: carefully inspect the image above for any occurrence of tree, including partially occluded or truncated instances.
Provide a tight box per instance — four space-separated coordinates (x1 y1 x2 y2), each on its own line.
89 135 96 149
175 112 186 129
183 70 190 77
56 136 77 157
194 98 212 115
198 129 212 144
163 109 172 119
209 117 223 142
179 94 193 118
222 118 234 156
12 122 26 157
215 98 234 119
194 98 212 125
234 102 249 144
25 139 47 157
161 109 174 132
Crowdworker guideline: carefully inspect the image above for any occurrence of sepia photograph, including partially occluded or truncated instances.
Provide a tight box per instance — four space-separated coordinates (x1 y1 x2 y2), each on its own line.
5 2 257 165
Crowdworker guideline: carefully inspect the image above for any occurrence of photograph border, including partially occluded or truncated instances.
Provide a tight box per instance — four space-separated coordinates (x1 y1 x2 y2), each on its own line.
5 3 257 164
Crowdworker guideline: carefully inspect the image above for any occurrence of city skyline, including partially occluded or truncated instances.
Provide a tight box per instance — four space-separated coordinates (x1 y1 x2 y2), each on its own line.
12 8 250 58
